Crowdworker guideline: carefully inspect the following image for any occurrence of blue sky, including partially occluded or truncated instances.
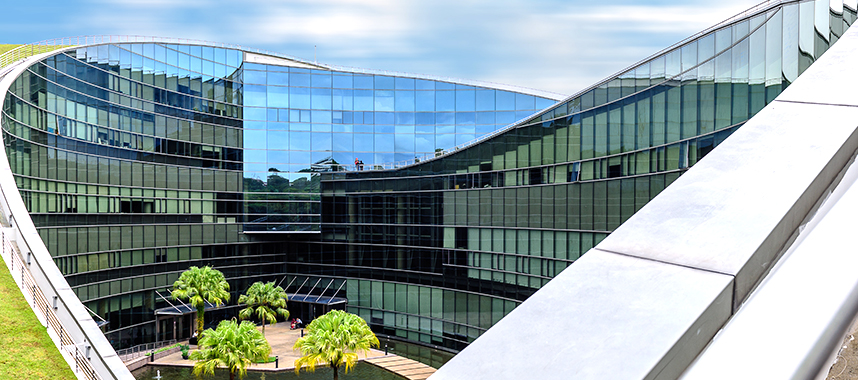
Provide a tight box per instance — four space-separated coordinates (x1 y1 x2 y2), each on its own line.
1 0 758 95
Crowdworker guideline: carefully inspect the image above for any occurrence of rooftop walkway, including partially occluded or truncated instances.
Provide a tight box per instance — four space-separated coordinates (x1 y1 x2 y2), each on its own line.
148 321 433 378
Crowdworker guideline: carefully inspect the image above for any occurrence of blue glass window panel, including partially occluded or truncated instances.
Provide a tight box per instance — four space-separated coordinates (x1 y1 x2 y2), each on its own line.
268 131 289 149
340 112 352 124
536 98 555 109
395 112 415 125
312 74 332 88
267 150 289 164
311 111 332 124
291 73 311 87
475 90 495 111
290 87 311 109
289 109 301 122
244 85 267 107
374 76 395 90
267 86 289 108
376 133 395 151
353 75 373 89
226 50 241 68
332 152 352 166
394 133 415 152
354 90 374 111
436 82 454 90
375 125 394 134
495 112 515 125
456 90 475 111
436 112 454 125
375 112 394 125
268 109 279 121
394 153 412 163
278 109 290 122
475 112 495 125
332 89 353 110
415 79 435 90
395 91 415 112
311 132 332 150
475 125 496 135
436 134 454 148
244 164 267 179
456 125 476 135
456 112 475 125
291 122 310 131
415 135 434 152
351 112 362 124
416 125 435 134
291 150 311 164
332 111 343 123
289 132 310 150
311 151 331 163
311 88 332 110
456 134 475 145
333 75 353 88
436 91 455 112
244 70 266 84
290 67 311 73
332 124 353 133
497 91 515 110
300 110 311 123
268 71 288 86
363 112 373 124
244 129 267 149
395 77 415 90
354 133 373 151
415 91 435 112
375 153 394 164
177 51 190 69
245 107 267 121
268 122 288 131
312 123 331 133
244 149 266 163
416 113 435 125
515 111 533 121
395 125 415 134
515 94 535 110
333 133 353 151
437 125 455 134
374 91 394 111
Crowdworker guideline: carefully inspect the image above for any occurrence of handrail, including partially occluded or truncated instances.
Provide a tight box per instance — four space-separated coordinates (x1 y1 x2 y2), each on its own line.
0 53 133 379
114 339 177 363
0 228 100 380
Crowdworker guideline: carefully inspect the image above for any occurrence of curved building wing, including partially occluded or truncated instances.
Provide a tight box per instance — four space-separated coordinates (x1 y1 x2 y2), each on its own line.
0 1 855 378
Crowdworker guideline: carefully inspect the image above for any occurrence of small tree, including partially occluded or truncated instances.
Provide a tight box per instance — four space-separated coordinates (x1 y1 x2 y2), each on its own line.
172 266 231 338
191 319 271 380
238 281 289 336
294 310 379 380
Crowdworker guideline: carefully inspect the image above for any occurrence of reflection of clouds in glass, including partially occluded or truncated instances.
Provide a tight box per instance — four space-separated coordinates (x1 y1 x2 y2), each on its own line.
62 0 755 94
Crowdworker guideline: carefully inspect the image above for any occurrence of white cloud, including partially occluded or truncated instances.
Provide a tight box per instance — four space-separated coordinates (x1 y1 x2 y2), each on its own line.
67 0 760 94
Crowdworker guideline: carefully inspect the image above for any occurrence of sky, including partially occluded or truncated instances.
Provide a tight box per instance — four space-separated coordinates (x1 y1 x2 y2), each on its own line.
1 0 760 96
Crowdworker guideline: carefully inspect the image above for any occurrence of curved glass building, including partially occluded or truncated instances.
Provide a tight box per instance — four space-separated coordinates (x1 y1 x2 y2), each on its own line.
0 0 854 354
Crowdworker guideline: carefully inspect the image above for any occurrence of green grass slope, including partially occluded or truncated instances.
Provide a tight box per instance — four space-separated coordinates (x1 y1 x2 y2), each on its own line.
0 44 22 55
0 260 75 379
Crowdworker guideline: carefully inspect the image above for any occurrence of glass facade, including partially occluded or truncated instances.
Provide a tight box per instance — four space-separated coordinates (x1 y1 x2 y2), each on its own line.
0 0 854 352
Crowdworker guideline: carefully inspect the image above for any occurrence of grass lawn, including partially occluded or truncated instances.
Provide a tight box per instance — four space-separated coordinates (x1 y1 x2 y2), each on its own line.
0 260 75 379
0 44 22 56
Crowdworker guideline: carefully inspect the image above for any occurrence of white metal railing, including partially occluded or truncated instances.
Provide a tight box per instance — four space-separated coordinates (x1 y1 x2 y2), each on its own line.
115 339 177 362
0 228 99 380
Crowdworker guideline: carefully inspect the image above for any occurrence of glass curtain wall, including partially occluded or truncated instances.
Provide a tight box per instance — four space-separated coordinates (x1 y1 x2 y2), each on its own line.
310 0 856 350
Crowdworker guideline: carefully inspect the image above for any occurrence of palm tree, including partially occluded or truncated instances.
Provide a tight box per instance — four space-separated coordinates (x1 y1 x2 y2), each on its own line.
191 319 271 380
293 310 379 380
238 281 289 336
172 266 231 338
